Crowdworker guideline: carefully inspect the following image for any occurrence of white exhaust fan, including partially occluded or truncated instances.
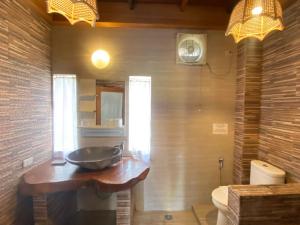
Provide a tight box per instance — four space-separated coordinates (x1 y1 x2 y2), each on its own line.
176 33 207 65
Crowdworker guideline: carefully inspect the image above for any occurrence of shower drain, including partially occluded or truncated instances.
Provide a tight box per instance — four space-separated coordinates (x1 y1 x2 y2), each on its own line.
164 214 173 221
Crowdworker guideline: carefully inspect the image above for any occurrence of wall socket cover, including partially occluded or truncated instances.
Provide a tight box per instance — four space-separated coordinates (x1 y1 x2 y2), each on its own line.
23 157 34 168
213 123 229 135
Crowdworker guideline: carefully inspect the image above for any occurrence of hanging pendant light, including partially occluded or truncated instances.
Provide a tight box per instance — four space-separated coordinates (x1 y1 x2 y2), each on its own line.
47 0 99 27
226 0 284 43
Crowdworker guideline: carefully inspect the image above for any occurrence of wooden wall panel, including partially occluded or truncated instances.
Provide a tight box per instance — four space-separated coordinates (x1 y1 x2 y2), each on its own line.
0 0 52 224
259 0 300 182
233 39 262 184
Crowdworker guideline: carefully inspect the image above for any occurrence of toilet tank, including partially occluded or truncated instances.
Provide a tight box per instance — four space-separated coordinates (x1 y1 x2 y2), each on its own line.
250 160 286 185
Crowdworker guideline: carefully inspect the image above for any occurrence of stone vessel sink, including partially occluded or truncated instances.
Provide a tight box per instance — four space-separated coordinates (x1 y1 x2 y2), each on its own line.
66 146 122 170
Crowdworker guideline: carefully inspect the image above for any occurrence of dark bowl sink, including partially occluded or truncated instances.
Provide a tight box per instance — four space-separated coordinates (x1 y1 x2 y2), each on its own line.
66 146 122 170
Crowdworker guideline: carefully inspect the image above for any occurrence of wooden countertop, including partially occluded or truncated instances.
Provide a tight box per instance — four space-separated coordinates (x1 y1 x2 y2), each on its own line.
20 157 150 195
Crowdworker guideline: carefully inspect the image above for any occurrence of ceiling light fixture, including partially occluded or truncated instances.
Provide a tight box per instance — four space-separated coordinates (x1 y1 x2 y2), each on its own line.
226 0 284 43
91 50 110 69
47 0 99 27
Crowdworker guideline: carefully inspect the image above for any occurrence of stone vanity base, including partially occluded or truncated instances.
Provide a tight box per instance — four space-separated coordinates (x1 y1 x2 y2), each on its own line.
20 158 149 225
32 190 132 225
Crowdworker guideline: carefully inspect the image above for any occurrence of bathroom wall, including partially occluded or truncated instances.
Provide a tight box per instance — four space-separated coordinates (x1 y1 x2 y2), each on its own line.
233 0 300 184
52 27 236 210
233 39 262 184
258 0 300 182
0 0 52 224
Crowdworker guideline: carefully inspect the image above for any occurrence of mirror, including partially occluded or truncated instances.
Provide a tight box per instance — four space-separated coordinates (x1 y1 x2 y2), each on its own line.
78 79 125 129
96 81 125 128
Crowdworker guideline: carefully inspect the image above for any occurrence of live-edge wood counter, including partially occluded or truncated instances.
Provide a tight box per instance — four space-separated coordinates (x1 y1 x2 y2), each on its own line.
19 157 150 225
20 157 150 195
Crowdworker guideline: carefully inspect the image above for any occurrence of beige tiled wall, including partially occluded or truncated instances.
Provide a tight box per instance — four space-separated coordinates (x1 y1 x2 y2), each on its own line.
52 27 236 210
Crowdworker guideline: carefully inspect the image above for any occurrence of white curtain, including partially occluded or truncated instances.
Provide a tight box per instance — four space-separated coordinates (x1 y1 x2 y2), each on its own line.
129 76 151 162
53 75 78 154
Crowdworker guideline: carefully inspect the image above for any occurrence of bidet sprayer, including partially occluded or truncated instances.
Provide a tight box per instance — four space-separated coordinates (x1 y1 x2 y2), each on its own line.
219 157 224 169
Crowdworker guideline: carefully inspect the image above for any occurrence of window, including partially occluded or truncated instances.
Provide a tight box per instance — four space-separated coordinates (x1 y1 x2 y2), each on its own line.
53 75 78 154
129 76 151 161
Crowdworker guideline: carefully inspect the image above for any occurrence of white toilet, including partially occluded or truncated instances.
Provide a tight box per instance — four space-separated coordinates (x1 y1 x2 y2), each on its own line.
211 160 286 225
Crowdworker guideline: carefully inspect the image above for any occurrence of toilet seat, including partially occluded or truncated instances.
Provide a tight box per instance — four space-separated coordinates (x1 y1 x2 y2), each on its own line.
211 186 228 212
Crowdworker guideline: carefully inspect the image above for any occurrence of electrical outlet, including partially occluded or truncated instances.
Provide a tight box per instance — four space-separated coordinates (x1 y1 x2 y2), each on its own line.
23 157 34 168
213 123 229 135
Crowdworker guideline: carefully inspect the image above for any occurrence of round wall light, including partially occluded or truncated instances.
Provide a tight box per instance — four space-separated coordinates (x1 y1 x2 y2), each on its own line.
91 50 110 69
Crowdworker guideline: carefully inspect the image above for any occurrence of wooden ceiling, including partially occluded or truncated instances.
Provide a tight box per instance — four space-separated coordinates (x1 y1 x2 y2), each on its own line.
100 0 238 11
106 0 295 9
33 0 296 30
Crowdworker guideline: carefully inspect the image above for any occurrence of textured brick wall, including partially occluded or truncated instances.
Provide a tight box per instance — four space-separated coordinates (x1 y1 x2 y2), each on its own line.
234 1 300 184
228 184 300 225
233 39 262 184
0 0 52 224
258 0 300 182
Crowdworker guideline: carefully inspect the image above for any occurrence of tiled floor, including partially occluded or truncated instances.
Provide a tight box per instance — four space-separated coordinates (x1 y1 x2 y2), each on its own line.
64 204 217 225
134 211 199 225
133 205 217 225
192 204 218 225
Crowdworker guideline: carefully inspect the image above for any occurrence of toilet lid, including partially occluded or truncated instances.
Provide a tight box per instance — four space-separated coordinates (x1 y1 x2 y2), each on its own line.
212 186 228 207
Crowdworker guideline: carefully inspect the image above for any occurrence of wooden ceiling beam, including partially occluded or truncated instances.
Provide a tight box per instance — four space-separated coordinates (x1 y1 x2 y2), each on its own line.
280 0 297 8
226 0 296 13
53 2 229 30
128 0 135 9
180 0 189 12
53 20 226 30
52 0 298 29
225 0 238 13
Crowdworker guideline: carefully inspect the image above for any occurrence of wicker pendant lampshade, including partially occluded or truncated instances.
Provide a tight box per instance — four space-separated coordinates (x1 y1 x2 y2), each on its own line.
226 0 284 43
47 0 99 27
